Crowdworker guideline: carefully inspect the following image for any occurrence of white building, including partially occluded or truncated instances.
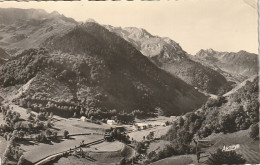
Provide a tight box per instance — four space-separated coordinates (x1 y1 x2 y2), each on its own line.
107 120 117 125
80 116 87 122
135 123 149 130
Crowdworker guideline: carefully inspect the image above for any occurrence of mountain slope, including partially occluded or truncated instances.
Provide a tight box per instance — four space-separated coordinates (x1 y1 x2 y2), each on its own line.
162 76 259 162
0 22 208 117
105 26 231 95
193 49 258 82
0 47 10 64
0 8 77 54
223 74 258 97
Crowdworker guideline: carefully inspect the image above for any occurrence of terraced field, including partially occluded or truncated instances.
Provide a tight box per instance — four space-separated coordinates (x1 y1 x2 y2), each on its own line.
152 129 259 165
236 144 260 163
203 129 259 164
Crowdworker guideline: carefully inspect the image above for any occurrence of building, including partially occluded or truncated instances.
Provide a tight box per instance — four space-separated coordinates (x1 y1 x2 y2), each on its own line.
80 116 87 122
135 123 149 130
107 120 117 125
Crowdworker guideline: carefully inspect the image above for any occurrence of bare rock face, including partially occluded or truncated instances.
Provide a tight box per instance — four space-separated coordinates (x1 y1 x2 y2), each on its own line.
106 26 231 95
194 49 258 81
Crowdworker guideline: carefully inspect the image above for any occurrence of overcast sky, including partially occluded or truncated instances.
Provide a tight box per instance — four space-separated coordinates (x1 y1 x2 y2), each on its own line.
0 0 258 54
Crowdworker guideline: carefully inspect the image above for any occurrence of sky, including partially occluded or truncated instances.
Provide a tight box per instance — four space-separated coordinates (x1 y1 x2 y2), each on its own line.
0 0 258 55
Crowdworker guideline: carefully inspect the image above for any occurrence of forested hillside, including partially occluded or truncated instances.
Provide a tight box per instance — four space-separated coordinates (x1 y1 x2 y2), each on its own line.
0 22 208 119
161 76 259 157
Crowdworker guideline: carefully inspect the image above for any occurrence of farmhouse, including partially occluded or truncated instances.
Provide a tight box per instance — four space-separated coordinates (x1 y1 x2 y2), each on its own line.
134 123 149 130
107 120 117 125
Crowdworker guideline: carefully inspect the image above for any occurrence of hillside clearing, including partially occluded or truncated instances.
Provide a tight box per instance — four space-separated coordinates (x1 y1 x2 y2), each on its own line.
151 129 259 165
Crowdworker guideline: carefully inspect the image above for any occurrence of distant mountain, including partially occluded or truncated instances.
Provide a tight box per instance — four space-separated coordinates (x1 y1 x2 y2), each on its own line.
0 22 208 117
193 49 258 83
105 26 232 95
0 8 78 54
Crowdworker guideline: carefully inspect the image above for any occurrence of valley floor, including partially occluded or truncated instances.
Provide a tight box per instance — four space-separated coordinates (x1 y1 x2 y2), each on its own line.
0 99 174 164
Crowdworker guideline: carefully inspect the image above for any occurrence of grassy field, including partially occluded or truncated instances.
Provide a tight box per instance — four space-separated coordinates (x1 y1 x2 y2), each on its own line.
21 115 111 163
22 134 103 163
82 141 123 152
54 156 97 165
128 125 171 142
151 155 193 165
54 154 122 165
202 129 260 164
54 142 133 165
147 140 171 154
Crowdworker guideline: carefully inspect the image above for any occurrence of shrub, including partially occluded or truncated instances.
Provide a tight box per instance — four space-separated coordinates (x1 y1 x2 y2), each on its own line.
206 149 246 164
147 151 158 162
206 96 227 108
64 130 69 139
135 142 146 154
52 131 58 140
220 114 236 133
46 119 53 128
45 129 52 137
35 133 48 143
17 155 25 165
249 123 259 140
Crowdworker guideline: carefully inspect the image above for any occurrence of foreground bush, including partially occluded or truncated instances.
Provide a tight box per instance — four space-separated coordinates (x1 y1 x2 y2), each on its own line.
249 123 259 140
206 149 246 164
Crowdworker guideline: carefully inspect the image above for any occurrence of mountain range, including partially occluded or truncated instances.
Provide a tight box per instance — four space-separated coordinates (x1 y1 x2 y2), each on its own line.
105 26 233 95
192 49 258 83
0 8 258 117
0 8 208 117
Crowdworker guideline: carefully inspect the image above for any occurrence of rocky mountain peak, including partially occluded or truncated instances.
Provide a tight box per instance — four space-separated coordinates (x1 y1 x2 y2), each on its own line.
196 48 217 57
85 18 98 23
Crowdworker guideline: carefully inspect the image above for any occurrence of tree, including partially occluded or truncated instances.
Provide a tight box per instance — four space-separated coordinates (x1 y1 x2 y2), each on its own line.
17 155 25 165
220 114 236 133
46 119 52 128
52 131 58 140
28 113 34 121
4 132 8 140
50 112 53 118
35 133 48 143
136 142 145 154
249 123 259 140
178 117 184 126
26 108 32 114
147 151 158 162
64 130 69 139
146 132 154 140
45 129 52 137
18 131 25 139
3 144 12 160
206 149 246 164
73 112 77 118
